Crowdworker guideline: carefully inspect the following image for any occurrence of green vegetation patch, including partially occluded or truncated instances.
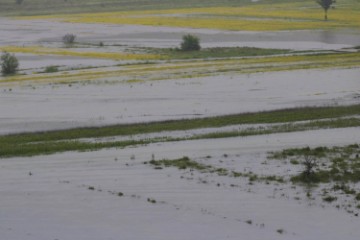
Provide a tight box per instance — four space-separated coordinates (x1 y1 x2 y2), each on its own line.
0 105 359 158
147 156 285 183
148 47 290 60
148 156 211 171
270 144 360 184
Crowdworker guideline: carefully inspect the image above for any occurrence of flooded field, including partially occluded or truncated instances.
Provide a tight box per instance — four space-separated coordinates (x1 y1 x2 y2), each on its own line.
1 1 360 239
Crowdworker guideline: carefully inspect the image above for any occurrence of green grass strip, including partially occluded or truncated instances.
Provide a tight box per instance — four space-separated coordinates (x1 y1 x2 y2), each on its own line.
1 104 360 144
0 105 359 158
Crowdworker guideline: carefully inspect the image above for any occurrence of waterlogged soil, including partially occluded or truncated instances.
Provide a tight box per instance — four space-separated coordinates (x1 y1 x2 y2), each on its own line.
1 128 360 240
1 68 359 134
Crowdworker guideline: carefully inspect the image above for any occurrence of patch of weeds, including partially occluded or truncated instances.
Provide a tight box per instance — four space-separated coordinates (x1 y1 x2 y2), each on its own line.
277 229 284 234
149 157 210 171
264 175 285 183
118 192 124 197
44 65 59 73
323 195 337 203
355 193 360 201
333 183 356 195
277 144 360 184
147 198 156 204
232 171 243 178
249 175 258 182
290 159 300 165
88 186 95 190
149 47 290 60
270 146 328 159
214 168 228 176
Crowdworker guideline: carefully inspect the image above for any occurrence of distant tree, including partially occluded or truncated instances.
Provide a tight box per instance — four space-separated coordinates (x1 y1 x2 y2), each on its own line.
62 33 76 45
316 0 336 20
1 52 19 76
180 34 201 51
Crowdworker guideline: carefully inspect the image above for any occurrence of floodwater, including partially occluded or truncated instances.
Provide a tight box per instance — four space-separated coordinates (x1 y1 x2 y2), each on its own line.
1 68 359 134
1 128 360 240
1 16 360 240
1 18 360 50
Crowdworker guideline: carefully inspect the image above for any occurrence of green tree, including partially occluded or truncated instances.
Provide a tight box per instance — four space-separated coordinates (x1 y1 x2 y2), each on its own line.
180 34 201 51
1 52 19 76
316 0 336 20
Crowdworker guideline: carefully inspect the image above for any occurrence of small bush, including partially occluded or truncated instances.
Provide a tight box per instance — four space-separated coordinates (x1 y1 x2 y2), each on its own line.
44 65 58 73
1 51 19 76
63 33 76 45
16 0 24 5
180 34 201 51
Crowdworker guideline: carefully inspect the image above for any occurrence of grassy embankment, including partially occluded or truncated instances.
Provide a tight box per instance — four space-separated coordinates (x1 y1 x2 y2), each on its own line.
0 104 359 158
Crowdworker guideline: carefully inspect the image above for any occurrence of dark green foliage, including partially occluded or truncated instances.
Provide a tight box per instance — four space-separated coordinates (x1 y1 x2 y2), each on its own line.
147 198 156 204
44 65 59 73
278 144 360 184
1 51 19 75
356 193 360 201
63 33 76 45
149 157 210 170
180 34 201 51
151 47 290 59
332 184 356 195
323 195 337 203
316 0 336 20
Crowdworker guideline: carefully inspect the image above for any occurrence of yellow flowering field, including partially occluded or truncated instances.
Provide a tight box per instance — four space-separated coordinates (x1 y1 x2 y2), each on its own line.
20 1 360 31
2 51 360 86
0 46 163 61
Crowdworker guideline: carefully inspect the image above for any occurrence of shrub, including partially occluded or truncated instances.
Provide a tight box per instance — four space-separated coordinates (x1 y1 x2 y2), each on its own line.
16 0 24 5
180 34 201 51
62 33 76 45
1 51 19 76
44 65 58 73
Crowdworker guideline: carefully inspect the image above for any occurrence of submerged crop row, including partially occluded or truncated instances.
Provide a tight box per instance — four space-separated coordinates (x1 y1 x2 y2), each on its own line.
0 104 359 158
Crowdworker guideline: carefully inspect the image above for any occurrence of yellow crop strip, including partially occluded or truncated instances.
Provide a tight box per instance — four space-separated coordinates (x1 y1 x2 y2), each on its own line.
19 1 360 31
0 46 163 60
1 52 360 87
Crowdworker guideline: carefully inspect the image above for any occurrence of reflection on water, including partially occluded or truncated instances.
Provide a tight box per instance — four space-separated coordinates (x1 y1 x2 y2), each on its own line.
318 29 360 45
